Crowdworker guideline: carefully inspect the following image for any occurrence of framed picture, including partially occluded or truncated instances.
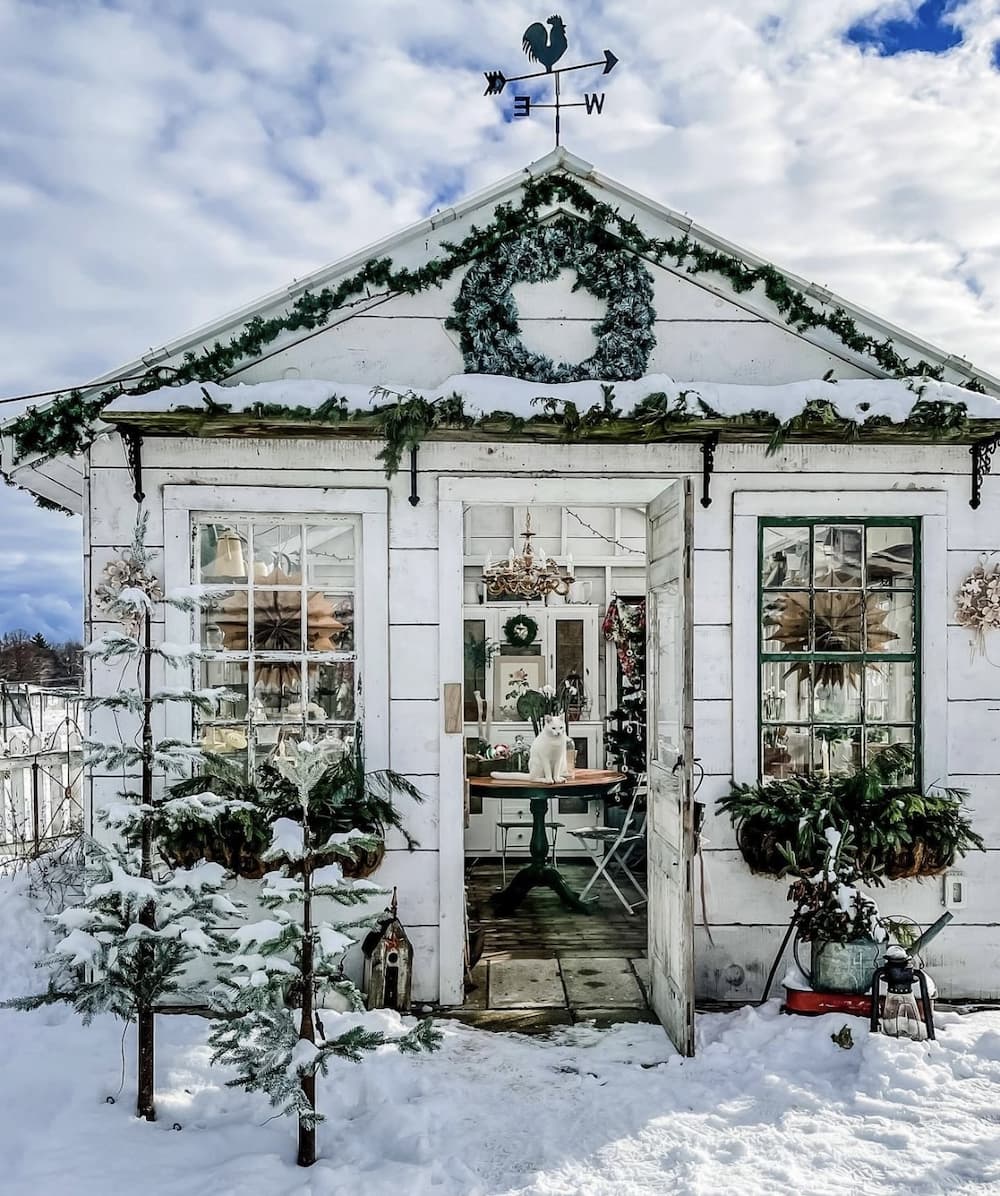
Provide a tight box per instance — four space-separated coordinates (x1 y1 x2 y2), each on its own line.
493 655 545 719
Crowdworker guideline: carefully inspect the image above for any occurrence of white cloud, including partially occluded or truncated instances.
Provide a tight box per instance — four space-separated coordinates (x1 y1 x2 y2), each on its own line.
2 0 1000 633
0 488 80 640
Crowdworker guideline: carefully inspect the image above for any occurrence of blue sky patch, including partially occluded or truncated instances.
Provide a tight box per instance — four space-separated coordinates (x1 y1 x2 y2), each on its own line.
846 1 963 56
992 41 1000 71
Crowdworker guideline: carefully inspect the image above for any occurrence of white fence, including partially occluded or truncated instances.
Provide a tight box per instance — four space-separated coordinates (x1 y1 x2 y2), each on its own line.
0 702 83 862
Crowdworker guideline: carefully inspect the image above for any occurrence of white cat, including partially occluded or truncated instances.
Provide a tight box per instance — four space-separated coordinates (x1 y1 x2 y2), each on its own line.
491 715 569 783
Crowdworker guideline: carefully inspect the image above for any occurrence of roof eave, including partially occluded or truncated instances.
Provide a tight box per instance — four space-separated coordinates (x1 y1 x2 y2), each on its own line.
101 407 1000 449
0 432 84 513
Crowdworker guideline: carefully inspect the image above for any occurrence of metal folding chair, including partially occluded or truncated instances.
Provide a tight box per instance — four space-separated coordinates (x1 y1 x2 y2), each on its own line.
566 777 647 914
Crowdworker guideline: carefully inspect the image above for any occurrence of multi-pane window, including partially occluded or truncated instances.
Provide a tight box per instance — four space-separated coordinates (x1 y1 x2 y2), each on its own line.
759 518 919 782
193 517 359 769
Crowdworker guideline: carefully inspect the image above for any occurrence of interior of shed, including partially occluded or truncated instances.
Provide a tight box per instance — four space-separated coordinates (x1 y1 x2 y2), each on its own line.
460 502 652 1025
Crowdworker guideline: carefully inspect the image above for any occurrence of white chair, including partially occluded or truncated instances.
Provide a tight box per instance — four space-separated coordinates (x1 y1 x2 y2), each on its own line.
495 798 563 885
566 778 647 914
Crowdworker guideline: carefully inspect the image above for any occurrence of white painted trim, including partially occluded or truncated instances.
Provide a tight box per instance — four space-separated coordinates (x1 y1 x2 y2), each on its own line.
160 485 389 770
440 477 680 505
731 516 758 784
163 485 388 515
731 490 948 787
733 491 948 518
437 499 466 1006
921 515 948 788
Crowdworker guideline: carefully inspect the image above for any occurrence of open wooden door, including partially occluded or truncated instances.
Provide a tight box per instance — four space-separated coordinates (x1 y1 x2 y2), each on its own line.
646 479 695 1055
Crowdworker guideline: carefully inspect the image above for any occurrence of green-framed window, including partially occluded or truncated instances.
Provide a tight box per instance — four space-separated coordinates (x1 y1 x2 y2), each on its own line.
758 517 920 783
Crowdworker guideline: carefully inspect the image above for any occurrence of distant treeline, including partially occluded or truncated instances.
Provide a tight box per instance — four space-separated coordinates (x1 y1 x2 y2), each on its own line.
0 630 83 687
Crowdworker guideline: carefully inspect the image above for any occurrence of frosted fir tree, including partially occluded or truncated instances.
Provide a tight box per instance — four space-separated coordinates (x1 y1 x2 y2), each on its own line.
209 737 439 1168
4 512 240 1122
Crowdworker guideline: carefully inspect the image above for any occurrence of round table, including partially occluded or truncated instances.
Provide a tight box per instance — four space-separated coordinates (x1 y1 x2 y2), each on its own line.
468 770 626 914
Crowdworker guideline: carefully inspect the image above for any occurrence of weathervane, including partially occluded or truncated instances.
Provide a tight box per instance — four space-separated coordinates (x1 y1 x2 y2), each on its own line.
483 15 619 148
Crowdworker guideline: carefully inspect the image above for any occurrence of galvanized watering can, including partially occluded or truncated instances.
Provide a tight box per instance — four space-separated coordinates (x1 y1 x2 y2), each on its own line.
805 937 883 994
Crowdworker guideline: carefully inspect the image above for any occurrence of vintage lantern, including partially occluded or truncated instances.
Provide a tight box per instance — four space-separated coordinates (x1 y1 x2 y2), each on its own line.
870 945 936 1041
362 889 413 1012
869 912 951 1041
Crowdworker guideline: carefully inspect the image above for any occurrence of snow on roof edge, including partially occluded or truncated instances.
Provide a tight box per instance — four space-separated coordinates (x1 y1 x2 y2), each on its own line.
102 374 1000 426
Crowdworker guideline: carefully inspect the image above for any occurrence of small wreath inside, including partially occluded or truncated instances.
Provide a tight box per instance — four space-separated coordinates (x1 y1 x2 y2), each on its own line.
503 613 539 646
447 214 657 383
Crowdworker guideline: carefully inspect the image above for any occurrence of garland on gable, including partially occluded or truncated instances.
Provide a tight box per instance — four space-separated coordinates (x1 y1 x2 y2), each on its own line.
446 215 655 382
7 172 989 469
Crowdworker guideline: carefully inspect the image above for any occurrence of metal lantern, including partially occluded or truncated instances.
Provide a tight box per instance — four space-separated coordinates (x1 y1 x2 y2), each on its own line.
870 946 936 1041
869 912 952 1042
362 889 413 1012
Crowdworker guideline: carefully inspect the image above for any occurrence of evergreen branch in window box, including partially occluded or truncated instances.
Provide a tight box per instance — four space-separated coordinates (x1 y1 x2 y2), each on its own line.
718 745 985 882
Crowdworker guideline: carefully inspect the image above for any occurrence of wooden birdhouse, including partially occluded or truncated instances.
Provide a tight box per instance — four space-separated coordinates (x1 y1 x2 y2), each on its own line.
362 888 413 1012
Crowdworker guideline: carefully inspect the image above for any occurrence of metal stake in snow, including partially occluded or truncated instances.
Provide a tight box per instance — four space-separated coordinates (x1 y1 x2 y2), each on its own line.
482 15 619 148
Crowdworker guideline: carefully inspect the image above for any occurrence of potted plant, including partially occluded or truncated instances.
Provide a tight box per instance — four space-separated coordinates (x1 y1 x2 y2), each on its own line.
787 829 885 994
718 744 984 881
158 727 423 879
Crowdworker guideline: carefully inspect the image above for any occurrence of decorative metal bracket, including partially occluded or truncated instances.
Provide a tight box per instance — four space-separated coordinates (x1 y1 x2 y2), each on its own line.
701 432 719 509
122 430 144 505
408 445 420 507
969 432 1000 509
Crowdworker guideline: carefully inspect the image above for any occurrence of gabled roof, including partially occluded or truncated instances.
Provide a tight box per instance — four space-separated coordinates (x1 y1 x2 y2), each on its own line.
4 146 1000 512
48 146 1000 396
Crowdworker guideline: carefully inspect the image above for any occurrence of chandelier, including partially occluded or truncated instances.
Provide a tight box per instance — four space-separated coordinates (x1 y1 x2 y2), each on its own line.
482 512 573 599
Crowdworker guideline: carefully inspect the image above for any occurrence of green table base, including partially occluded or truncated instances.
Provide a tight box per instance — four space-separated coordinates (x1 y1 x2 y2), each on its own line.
489 794 591 916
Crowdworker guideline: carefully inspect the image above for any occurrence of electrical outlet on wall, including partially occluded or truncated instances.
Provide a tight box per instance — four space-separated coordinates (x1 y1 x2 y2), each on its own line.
942 870 966 910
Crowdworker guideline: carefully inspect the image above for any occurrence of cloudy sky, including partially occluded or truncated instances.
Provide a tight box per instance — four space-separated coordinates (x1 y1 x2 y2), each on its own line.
2 0 999 642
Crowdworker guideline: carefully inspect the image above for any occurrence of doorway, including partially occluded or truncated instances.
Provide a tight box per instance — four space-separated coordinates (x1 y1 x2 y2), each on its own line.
437 478 694 1053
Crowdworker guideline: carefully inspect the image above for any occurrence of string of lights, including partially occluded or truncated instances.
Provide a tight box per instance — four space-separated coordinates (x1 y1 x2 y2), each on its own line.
566 508 643 554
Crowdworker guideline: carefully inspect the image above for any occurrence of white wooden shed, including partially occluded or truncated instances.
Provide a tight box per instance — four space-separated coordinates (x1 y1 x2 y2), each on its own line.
5 147 1000 1053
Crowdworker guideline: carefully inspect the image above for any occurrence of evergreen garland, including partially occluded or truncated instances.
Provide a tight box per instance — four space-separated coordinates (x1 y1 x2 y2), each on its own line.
8 171 990 471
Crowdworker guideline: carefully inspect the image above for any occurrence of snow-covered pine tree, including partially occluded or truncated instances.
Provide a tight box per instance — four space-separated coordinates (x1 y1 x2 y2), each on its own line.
4 512 241 1121
209 737 439 1168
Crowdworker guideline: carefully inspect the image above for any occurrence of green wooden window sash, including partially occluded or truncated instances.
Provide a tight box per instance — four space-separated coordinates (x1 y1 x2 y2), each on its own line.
757 516 921 782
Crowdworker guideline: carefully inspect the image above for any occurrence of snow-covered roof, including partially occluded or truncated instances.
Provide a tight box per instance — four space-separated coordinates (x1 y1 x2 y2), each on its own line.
103 373 1000 427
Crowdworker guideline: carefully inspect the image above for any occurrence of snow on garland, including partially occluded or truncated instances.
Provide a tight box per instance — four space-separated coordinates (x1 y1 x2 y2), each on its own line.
96 373 1000 477
446 215 655 382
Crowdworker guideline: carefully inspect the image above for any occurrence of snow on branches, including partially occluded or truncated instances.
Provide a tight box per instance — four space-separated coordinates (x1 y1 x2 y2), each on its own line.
208 738 439 1166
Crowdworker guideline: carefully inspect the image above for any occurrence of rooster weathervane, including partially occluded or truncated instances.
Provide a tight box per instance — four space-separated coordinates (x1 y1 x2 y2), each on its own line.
483 15 619 148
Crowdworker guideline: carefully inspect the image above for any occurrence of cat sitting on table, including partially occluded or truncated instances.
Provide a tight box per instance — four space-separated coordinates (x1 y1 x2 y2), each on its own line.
491 714 569 783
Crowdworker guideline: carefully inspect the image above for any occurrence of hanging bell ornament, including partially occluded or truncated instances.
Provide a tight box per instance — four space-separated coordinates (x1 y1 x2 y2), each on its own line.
203 529 247 581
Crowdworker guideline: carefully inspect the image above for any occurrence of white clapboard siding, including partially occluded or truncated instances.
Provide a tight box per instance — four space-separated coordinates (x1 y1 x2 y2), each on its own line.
84 421 1000 1002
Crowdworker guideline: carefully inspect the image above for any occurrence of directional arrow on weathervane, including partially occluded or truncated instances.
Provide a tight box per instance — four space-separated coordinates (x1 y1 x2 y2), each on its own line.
483 50 619 96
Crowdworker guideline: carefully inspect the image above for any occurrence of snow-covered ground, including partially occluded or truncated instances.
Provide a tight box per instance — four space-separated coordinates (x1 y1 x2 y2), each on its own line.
2 864 999 1196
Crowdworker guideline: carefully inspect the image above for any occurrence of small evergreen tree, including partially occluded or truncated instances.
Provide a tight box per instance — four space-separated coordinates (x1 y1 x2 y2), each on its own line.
209 737 439 1167
4 512 238 1121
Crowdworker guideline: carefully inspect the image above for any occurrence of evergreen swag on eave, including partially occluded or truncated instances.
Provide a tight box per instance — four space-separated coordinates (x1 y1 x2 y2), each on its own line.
9 171 989 469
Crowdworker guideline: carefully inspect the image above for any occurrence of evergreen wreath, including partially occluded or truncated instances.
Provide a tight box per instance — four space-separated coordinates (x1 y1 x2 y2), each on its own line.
503 612 539 646
447 215 656 383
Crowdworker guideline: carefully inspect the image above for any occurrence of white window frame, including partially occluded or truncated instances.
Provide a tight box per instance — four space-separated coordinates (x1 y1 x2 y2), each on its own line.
163 486 389 770
731 489 947 787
